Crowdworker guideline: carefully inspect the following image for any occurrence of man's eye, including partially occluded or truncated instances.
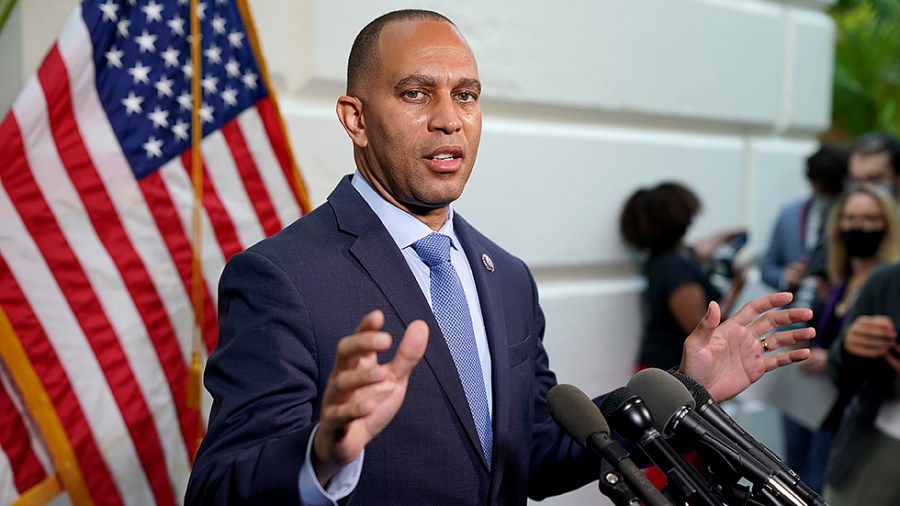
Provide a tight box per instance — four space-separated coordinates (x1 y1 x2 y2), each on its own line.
457 92 477 102
403 90 424 100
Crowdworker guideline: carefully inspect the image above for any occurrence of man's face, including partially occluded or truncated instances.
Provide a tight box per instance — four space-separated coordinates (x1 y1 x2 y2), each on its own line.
349 20 482 218
849 151 898 196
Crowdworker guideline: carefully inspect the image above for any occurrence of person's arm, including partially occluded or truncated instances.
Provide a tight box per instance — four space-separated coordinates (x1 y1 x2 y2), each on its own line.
690 227 747 265
298 426 363 505
839 315 897 360
186 251 427 505
312 310 427 484
718 264 747 318
827 267 896 386
668 282 709 336
760 214 789 290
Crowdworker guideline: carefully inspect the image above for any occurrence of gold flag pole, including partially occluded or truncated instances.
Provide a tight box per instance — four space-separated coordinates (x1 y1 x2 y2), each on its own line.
235 0 311 213
186 0 204 462
0 306 93 506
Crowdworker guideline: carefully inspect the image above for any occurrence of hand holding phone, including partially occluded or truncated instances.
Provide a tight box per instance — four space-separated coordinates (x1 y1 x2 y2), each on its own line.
844 315 898 359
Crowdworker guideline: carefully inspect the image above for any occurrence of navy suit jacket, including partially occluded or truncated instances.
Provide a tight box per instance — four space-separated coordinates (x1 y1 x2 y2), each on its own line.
186 177 603 505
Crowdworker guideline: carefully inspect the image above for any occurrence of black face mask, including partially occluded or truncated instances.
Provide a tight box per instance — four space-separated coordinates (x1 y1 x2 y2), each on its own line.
841 228 886 258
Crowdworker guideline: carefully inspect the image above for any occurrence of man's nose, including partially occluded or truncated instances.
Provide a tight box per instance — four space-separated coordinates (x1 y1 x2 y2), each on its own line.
428 94 462 134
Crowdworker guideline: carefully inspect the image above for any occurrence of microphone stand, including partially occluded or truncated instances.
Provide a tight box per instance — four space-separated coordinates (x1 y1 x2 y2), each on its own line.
597 459 642 506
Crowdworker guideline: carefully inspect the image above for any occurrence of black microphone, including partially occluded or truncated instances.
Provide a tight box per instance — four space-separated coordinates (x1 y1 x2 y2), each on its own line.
599 386 722 506
629 369 810 506
671 372 826 506
547 384 672 506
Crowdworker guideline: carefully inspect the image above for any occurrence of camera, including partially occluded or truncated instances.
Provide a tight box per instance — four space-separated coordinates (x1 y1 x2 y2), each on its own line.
710 232 747 280
708 231 747 296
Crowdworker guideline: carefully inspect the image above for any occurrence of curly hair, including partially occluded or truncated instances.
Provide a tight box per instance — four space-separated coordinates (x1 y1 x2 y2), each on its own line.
619 182 701 255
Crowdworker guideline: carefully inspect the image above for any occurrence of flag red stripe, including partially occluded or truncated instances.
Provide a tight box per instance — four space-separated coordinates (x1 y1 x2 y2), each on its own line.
180 151 243 261
0 177 120 506
40 46 198 464
0 262 120 505
1 102 173 506
221 120 281 236
255 97 309 213
139 171 219 352
0 378 47 493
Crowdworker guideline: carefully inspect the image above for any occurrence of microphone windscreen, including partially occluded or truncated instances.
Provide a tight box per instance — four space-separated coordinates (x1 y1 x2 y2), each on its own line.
671 371 713 406
598 386 638 420
627 369 696 426
547 384 609 448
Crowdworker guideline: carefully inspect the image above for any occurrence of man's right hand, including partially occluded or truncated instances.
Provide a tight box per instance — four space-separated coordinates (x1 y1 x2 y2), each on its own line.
312 310 428 486
842 315 898 359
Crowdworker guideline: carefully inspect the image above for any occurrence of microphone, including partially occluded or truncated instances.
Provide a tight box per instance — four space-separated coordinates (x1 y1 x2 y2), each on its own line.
547 384 672 506
671 372 826 506
628 369 810 506
599 386 722 506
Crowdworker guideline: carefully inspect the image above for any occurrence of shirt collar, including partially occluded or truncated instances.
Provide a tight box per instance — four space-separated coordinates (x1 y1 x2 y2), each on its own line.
350 171 458 250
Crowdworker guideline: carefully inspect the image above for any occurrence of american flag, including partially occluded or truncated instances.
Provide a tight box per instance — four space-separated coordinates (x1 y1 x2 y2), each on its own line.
0 0 309 504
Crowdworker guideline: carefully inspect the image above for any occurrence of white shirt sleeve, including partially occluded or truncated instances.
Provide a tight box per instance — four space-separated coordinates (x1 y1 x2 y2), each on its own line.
298 424 364 505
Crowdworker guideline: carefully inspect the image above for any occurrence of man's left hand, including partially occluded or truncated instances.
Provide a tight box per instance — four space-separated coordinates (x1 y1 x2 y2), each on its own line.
679 292 814 402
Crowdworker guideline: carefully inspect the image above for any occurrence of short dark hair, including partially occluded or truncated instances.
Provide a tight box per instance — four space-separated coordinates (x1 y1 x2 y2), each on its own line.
346 10 454 96
851 132 900 175
619 182 701 254
806 144 849 196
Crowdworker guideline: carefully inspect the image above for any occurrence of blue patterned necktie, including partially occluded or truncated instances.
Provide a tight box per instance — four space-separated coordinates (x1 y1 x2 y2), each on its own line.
414 232 492 467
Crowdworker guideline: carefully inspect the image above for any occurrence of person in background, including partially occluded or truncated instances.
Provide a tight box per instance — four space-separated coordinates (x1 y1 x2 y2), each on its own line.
619 182 747 371
782 185 900 493
760 145 848 311
847 132 900 202
824 261 900 505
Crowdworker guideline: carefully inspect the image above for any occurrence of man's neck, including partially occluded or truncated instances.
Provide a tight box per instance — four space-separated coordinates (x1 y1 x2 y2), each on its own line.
354 172 450 231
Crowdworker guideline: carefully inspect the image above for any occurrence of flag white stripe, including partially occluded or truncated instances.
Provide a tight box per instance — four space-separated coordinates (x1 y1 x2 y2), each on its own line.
0 443 19 503
201 130 267 248
158 158 227 308
235 108 301 228
0 181 154 506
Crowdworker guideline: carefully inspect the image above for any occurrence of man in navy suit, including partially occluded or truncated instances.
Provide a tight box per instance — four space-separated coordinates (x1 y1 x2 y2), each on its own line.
186 9 814 505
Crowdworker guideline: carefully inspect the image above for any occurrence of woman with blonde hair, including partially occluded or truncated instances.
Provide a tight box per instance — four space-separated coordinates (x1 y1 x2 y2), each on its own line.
784 184 900 493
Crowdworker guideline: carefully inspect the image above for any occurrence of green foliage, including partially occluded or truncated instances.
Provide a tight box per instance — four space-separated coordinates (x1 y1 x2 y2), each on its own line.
829 0 900 138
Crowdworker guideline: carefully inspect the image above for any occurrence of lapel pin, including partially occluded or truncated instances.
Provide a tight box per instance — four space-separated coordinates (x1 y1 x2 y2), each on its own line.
481 253 494 272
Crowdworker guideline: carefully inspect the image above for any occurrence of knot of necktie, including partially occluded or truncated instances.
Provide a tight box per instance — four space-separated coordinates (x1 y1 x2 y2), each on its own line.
413 232 452 268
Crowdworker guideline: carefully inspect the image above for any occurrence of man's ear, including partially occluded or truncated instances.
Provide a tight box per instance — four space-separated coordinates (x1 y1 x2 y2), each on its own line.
336 95 367 148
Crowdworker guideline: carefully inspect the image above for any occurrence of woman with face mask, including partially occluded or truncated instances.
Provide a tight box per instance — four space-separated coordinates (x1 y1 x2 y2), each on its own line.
782 184 900 494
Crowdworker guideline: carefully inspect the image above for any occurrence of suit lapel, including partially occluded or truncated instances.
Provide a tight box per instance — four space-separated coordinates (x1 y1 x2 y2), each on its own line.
329 178 489 470
454 216 511 480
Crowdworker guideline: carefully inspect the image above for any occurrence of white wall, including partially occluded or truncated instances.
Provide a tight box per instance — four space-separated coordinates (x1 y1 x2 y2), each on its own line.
0 1 836 504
